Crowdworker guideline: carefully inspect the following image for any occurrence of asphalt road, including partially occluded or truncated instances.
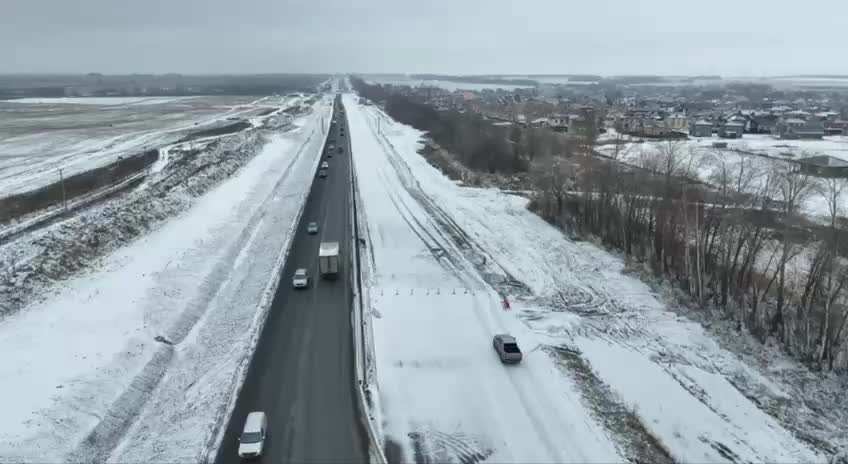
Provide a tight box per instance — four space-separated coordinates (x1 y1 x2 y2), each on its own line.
215 95 367 463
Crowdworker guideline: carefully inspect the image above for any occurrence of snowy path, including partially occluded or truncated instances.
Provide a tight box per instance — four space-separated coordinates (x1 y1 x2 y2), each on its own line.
0 100 332 463
345 95 621 463
345 95 828 464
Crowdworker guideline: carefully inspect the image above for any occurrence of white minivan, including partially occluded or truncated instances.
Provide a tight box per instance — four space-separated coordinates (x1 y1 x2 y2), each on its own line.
238 411 268 459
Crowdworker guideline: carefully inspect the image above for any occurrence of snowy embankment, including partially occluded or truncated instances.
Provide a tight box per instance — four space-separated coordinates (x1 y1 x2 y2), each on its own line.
344 94 834 463
0 98 332 463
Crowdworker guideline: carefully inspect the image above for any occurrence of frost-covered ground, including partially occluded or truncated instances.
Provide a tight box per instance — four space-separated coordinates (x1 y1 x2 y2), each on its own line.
346 94 840 463
0 94 305 196
0 97 332 463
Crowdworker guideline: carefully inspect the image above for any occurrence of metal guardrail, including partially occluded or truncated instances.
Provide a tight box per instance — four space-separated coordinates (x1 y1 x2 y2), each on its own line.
344 96 388 464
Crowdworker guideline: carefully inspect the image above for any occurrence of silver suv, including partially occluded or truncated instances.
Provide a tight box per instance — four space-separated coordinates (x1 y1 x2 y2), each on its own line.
493 334 522 364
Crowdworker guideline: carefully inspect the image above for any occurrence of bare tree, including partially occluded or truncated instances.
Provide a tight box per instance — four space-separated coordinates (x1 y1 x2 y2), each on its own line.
769 159 816 339
815 177 848 366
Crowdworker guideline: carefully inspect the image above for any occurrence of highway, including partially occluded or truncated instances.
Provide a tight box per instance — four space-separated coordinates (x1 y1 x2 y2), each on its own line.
215 95 367 463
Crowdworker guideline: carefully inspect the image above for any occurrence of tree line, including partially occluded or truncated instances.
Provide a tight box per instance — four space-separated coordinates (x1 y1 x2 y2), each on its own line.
352 78 528 174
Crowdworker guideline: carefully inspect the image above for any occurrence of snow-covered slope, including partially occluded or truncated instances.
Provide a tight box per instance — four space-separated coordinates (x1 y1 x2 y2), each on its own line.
0 98 332 463
344 94 829 463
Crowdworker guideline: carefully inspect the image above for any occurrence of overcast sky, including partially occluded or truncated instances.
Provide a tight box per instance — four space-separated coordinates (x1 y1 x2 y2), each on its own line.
3 0 847 76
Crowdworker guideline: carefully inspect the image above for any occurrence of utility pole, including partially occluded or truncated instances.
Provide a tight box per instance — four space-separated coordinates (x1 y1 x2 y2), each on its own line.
58 168 67 211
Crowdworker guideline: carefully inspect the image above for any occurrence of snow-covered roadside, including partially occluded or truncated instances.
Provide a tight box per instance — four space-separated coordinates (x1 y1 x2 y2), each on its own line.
0 98 333 463
345 95 834 463
345 94 621 464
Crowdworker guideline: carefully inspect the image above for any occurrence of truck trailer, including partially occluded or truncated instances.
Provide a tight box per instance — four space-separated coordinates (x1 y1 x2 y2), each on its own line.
318 241 340 278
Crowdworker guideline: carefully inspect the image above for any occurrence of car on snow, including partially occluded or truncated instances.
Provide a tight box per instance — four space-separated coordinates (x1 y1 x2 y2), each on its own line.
307 222 319 234
292 268 310 289
238 411 267 459
321 161 329 169
493 334 522 364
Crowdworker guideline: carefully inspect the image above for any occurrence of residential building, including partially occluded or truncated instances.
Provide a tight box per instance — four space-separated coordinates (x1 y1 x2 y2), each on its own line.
796 155 848 177
826 119 848 135
719 121 745 138
665 114 689 132
549 114 569 132
777 118 825 139
690 120 713 137
530 117 550 128
745 114 779 134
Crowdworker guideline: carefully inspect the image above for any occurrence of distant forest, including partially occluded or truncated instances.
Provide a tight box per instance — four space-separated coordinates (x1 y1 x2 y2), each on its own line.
0 73 330 99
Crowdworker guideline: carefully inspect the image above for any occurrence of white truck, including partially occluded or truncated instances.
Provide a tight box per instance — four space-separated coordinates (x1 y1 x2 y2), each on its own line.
318 241 340 278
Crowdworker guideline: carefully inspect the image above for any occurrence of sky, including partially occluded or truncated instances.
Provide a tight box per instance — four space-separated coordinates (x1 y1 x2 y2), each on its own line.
3 0 848 76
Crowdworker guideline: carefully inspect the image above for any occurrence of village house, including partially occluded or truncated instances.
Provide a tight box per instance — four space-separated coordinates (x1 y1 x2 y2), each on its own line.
777 117 825 139
826 119 848 135
690 119 713 137
664 113 689 132
796 155 848 178
548 114 569 132
719 119 745 139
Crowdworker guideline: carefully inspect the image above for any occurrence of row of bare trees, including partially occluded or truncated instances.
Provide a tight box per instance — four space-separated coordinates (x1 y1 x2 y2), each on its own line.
532 137 848 371
352 78 528 175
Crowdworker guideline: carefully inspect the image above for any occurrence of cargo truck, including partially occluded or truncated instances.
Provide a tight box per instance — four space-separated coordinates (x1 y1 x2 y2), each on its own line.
318 242 340 278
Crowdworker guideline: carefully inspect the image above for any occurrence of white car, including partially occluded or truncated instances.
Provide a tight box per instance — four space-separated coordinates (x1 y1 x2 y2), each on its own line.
238 411 267 459
493 334 523 364
321 161 329 169
292 268 310 288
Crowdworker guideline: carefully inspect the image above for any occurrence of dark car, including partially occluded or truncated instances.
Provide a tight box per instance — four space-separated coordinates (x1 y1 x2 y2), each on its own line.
493 334 523 364
337 146 344 154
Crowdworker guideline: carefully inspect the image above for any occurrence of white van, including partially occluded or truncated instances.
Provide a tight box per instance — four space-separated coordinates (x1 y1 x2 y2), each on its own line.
238 411 268 459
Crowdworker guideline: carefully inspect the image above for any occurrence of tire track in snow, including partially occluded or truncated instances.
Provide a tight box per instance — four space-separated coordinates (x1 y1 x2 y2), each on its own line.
364 108 587 462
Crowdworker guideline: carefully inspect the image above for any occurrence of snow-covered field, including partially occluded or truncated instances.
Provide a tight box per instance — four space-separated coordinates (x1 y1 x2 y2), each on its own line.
600 132 848 164
0 98 332 463
345 94 838 463
0 94 306 196
598 133 848 219
1 96 200 106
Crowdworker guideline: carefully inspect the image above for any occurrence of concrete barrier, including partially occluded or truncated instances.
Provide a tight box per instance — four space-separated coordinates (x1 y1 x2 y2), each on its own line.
345 97 388 464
